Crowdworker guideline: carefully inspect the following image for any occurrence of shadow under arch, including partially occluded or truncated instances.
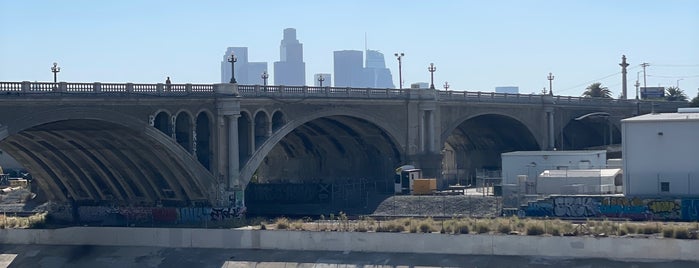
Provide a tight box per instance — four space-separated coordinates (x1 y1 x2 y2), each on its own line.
239 107 404 188
440 112 540 187
0 107 216 206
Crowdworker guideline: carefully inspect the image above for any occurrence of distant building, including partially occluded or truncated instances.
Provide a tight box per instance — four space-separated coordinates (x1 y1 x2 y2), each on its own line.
313 73 332 87
364 50 394 88
495 86 519 94
622 108 699 196
274 28 306 85
334 50 364 87
500 150 607 185
247 62 268 85
410 82 429 89
220 47 268 84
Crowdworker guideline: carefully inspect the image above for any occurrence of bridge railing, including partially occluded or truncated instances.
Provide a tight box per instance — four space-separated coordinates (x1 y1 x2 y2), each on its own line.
0 81 217 96
437 90 652 106
237 85 408 99
0 81 687 109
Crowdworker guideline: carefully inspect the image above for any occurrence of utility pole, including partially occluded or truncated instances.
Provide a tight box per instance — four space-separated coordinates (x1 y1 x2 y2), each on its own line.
641 62 649 90
619 55 629 99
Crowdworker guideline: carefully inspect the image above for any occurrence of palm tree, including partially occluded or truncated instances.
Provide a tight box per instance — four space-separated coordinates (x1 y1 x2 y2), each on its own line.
582 83 612 98
665 86 687 101
690 92 699 107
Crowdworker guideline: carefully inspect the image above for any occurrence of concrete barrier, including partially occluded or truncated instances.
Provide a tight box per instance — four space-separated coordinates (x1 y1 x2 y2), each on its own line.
0 227 697 261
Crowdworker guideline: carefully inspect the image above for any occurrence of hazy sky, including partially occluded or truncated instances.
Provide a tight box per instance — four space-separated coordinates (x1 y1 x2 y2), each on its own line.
1 1 698 98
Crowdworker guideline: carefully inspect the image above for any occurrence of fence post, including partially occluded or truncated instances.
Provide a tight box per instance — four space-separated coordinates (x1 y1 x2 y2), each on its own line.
21 81 31 92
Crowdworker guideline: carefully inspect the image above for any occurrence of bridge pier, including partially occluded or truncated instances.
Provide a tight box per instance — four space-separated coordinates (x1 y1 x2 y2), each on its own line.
214 83 242 207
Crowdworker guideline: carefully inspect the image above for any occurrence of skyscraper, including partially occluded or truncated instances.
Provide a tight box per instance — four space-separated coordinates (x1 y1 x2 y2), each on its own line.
333 50 364 87
273 28 305 85
220 47 268 84
334 49 394 88
364 50 395 88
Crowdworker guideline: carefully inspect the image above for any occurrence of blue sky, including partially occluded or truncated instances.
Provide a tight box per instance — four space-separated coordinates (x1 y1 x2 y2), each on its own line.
1 0 698 98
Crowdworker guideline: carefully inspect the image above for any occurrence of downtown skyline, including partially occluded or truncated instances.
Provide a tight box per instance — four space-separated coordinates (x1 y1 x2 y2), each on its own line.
1 1 698 98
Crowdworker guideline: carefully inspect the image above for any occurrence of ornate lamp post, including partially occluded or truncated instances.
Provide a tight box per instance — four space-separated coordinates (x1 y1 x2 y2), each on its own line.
428 63 436 89
443 81 450 90
51 62 61 83
227 53 237 84
318 74 325 87
261 71 269 86
547 72 554 95
394 52 404 89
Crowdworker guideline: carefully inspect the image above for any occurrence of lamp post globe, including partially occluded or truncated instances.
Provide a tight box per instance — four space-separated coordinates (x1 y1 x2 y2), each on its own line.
547 72 555 95
261 71 269 86
51 62 61 83
394 53 404 89
318 74 325 87
428 63 436 89
227 54 237 84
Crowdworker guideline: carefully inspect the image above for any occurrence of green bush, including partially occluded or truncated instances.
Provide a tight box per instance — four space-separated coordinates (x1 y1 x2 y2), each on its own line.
291 220 304 230
419 221 434 233
456 222 470 234
623 223 637 234
662 226 674 238
474 221 491 234
275 217 289 230
674 227 691 239
641 223 660 234
497 223 512 234
526 222 545 235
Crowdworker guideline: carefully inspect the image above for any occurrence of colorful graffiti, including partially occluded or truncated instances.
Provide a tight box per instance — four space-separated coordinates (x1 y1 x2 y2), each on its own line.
520 196 699 221
49 204 246 224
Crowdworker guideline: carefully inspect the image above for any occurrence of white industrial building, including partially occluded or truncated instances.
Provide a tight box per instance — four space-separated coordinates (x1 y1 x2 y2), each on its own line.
501 150 607 185
622 108 699 196
536 168 622 195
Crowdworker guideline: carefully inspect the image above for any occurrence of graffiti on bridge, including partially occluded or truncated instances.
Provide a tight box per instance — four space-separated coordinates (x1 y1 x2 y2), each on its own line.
598 197 649 220
59 205 246 224
552 197 600 218
521 196 699 221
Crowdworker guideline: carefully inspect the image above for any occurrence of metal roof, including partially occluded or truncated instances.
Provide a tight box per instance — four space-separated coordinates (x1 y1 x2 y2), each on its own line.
622 112 699 122
502 150 606 156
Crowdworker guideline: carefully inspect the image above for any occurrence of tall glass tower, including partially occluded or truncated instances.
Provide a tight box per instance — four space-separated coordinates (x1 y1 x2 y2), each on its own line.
273 28 306 85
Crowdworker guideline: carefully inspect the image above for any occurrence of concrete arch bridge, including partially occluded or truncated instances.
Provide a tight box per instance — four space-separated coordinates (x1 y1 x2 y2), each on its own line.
0 81 685 213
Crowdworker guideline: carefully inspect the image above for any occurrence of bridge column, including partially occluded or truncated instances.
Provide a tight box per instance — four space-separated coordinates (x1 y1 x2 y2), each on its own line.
227 114 240 189
191 121 198 159
419 101 438 153
545 107 555 150
214 83 242 206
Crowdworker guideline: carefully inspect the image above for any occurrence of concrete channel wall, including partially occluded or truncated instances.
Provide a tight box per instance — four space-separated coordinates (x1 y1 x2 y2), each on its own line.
0 227 697 261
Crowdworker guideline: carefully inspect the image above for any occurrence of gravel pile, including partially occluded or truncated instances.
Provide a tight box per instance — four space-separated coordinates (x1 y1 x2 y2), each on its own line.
371 195 500 218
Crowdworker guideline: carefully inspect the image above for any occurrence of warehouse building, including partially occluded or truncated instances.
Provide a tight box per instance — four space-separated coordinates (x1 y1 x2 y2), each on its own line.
622 108 699 196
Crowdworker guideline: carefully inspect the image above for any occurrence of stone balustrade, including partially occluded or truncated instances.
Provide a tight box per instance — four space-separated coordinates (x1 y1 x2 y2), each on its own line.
0 81 684 109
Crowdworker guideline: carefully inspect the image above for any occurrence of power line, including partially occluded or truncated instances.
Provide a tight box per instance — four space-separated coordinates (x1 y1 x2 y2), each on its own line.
557 71 621 94
651 64 699 67
648 74 699 78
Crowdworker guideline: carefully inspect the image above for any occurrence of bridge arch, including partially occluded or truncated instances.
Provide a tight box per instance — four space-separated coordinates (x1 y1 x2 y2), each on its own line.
195 110 214 171
440 112 540 186
239 107 404 189
253 110 270 149
559 114 621 150
0 107 216 206
271 109 286 132
175 110 194 152
153 110 171 136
